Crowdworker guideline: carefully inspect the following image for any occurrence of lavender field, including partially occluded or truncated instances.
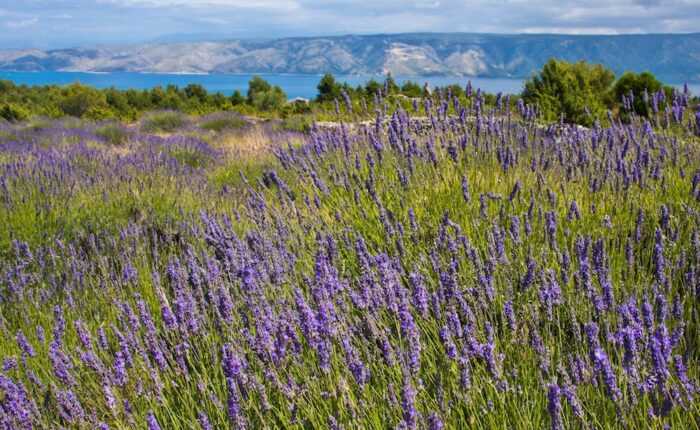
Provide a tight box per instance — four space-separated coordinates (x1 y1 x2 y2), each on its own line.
1 89 700 429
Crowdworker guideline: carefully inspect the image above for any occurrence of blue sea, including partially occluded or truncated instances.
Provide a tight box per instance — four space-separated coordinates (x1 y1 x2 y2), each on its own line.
0 71 697 100
0 71 528 99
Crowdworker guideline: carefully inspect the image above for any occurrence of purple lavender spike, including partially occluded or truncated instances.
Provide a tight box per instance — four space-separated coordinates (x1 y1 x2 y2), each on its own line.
146 412 162 430
401 377 418 429
547 384 563 430
16 331 35 358
428 412 444 430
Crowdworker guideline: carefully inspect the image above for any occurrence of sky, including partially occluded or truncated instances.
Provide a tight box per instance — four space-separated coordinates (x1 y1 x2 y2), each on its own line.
1 0 699 49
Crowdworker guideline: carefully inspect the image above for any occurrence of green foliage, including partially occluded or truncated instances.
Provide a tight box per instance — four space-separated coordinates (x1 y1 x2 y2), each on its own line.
383 73 400 94
246 76 287 111
0 72 523 125
0 79 242 121
400 80 423 98
285 99 312 115
317 73 342 102
364 79 382 98
84 105 116 121
246 76 273 103
276 114 313 133
200 116 248 132
613 71 671 118
443 83 465 98
59 83 109 118
167 146 214 169
230 90 245 106
184 83 208 102
0 103 30 122
252 86 287 111
95 124 130 145
522 59 616 126
141 111 187 133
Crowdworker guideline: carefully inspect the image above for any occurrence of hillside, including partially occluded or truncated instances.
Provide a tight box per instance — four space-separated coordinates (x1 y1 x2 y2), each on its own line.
1 32 699 82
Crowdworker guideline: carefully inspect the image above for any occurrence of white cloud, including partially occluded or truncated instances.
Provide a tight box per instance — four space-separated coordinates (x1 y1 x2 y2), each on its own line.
415 1 441 8
1 0 700 49
197 17 229 25
5 17 38 28
99 0 299 9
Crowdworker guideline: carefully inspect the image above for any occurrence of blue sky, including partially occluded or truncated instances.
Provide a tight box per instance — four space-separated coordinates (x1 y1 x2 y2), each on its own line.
1 0 699 49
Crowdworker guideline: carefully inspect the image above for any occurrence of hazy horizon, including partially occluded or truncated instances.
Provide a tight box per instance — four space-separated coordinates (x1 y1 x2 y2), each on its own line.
1 0 699 49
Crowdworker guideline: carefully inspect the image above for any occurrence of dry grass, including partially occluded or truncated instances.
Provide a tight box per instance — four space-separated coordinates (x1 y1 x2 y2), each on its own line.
214 126 282 162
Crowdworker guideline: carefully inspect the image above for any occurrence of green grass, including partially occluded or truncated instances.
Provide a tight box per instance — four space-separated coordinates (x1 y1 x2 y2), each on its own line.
95 124 131 145
199 116 248 132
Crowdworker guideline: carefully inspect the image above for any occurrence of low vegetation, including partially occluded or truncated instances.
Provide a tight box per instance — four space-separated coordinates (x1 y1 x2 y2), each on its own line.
0 65 699 429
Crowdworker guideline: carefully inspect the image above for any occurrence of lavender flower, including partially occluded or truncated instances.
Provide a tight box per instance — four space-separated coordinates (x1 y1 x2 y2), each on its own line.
16 331 35 358
547 384 563 430
503 300 516 331
146 411 162 430
401 377 418 429
461 176 471 203
428 412 444 430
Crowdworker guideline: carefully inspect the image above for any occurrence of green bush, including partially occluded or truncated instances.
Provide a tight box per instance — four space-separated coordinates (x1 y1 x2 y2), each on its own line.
247 76 287 111
317 73 342 102
276 115 313 133
142 112 187 133
613 71 671 118
251 86 287 111
230 90 245 106
200 116 248 132
400 80 424 98
522 59 615 126
85 105 116 121
59 83 109 118
0 103 30 122
95 124 130 145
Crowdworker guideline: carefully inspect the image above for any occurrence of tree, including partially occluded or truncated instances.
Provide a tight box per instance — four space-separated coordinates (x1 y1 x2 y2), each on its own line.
59 83 109 118
230 90 245 106
522 59 616 126
247 76 272 104
383 74 400 95
364 79 382 98
105 87 130 112
613 71 670 118
245 76 287 111
444 84 465 98
400 81 423 98
317 73 341 102
184 84 208 103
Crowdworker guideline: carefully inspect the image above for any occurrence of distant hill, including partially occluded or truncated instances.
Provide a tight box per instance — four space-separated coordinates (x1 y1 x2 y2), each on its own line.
1 33 699 82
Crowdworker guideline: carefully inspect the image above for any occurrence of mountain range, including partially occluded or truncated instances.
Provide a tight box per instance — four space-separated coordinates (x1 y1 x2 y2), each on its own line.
1 33 699 82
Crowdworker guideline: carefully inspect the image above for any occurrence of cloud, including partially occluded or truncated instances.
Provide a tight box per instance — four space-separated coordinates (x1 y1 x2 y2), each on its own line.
5 17 38 28
0 0 699 49
98 0 299 9
415 1 441 9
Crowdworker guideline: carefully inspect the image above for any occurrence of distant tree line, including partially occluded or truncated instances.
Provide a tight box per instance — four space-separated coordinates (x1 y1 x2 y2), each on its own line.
0 77 296 122
315 73 428 102
0 61 694 125
0 72 459 123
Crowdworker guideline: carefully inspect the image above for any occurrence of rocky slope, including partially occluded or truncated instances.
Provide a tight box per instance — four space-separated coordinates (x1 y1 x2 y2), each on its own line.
1 33 699 82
